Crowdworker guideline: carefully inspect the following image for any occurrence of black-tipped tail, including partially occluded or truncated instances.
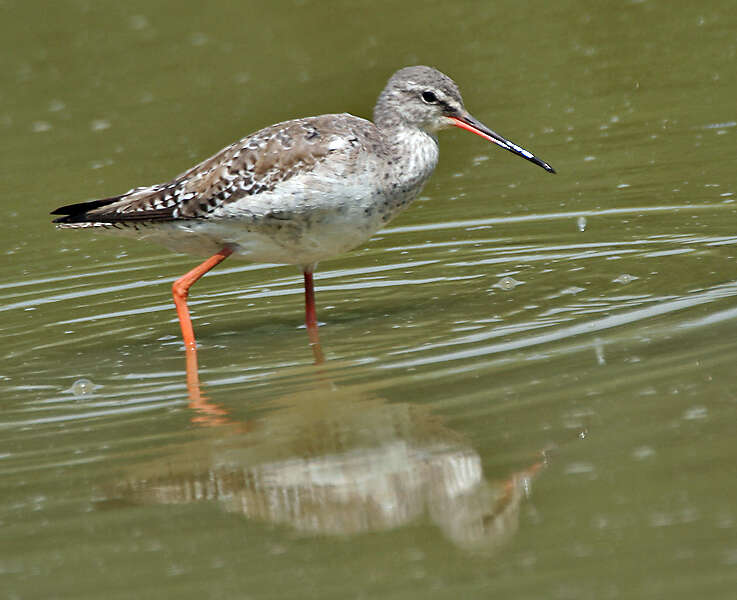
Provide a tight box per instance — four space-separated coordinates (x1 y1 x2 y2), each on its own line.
51 195 126 224
51 193 175 224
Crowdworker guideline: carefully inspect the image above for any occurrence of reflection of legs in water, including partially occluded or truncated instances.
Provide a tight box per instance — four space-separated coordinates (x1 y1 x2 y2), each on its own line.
185 345 232 427
494 458 545 515
183 327 325 428
430 454 547 552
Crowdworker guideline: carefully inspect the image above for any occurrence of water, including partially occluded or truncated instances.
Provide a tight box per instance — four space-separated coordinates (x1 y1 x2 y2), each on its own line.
3 1 737 598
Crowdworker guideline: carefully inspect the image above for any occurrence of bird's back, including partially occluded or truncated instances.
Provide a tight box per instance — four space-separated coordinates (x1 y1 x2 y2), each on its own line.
53 113 386 226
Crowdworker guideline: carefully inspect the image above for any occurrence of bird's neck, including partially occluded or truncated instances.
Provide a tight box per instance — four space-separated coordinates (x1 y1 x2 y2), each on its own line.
380 122 439 205
388 123 439 179
374 107 438 192
372 98 440 219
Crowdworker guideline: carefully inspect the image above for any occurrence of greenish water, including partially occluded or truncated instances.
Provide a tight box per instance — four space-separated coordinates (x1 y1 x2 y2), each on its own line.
3 1 737 598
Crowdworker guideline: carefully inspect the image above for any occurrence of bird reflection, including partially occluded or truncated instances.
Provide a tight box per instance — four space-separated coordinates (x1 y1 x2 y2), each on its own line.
108 343 545 552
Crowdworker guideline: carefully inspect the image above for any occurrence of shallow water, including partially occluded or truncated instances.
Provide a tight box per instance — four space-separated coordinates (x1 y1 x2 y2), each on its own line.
3 1 737 598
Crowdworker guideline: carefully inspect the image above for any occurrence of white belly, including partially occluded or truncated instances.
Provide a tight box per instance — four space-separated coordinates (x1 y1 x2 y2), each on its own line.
116 172 396 267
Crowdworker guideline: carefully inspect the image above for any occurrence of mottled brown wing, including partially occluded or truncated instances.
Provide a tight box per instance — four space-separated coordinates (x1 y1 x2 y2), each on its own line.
52 114 373 225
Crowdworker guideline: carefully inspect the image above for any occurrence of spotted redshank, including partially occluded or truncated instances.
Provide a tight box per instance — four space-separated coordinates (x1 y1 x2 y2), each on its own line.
52 66 555 351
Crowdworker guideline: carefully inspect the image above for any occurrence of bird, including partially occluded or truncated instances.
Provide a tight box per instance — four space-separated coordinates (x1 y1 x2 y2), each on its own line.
52 66 555 352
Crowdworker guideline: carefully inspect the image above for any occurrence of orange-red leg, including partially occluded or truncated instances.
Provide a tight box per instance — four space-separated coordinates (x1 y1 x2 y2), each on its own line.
303 270 324 364
172 247 233 348
304 270 318 331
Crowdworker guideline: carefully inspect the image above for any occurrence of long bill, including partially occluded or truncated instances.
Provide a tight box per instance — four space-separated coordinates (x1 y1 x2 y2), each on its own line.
448 114 556 174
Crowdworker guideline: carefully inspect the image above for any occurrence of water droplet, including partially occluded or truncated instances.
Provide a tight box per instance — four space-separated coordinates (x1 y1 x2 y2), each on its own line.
632 446 655 460
494 276 523 291
32 121 52 133
90 119 110 131
71 378 96 396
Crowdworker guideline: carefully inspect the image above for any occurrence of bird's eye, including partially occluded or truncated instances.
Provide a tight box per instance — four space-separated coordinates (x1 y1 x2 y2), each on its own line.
421 91 438 104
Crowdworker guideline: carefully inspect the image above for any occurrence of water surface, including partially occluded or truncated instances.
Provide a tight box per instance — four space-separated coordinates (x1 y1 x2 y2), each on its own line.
3 1 737 598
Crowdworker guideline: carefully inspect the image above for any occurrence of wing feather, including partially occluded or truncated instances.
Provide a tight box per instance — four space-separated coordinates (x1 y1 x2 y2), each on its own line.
51 114 377 226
